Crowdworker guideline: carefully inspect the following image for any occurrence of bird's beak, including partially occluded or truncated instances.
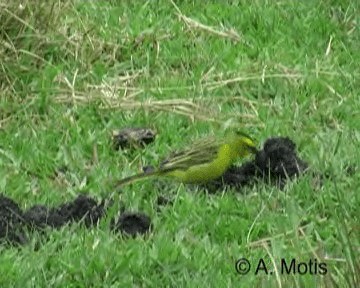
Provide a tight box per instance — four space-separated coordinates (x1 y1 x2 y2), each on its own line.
248 146 258 154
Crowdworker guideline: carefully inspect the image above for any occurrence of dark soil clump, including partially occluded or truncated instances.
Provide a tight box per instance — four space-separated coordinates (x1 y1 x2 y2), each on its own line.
111 212 152 237
0 194 152 247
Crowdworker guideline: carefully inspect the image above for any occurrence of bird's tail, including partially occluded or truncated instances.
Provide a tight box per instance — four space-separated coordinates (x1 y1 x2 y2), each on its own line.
115 170 160 188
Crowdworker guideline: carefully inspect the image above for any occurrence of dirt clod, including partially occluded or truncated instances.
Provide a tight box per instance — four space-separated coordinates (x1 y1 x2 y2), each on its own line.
1 193 152 247
50 194 105 228
24 205 52 229
112 127 156 150
254 137 308 187
111 212 152 237
0 195 28 245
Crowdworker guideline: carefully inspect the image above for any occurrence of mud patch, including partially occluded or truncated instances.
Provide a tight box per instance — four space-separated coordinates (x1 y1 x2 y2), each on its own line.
0 194 152 246
0 195 27 245
24 194 105 229
111 212 152 237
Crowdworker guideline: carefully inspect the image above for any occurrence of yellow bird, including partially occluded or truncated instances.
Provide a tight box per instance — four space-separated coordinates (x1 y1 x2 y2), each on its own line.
115 130 257 187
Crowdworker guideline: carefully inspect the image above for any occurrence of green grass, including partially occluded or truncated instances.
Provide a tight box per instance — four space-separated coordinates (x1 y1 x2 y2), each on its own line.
1 0 359 287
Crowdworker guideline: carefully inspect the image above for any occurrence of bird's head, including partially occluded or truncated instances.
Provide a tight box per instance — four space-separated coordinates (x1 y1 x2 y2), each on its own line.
231 130 258 157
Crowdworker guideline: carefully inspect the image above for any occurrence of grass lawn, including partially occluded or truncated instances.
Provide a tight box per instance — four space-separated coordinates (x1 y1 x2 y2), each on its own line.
0 0 359 287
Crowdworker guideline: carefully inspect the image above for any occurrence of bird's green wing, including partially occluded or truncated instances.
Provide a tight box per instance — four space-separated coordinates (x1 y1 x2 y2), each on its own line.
159 136 223 171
